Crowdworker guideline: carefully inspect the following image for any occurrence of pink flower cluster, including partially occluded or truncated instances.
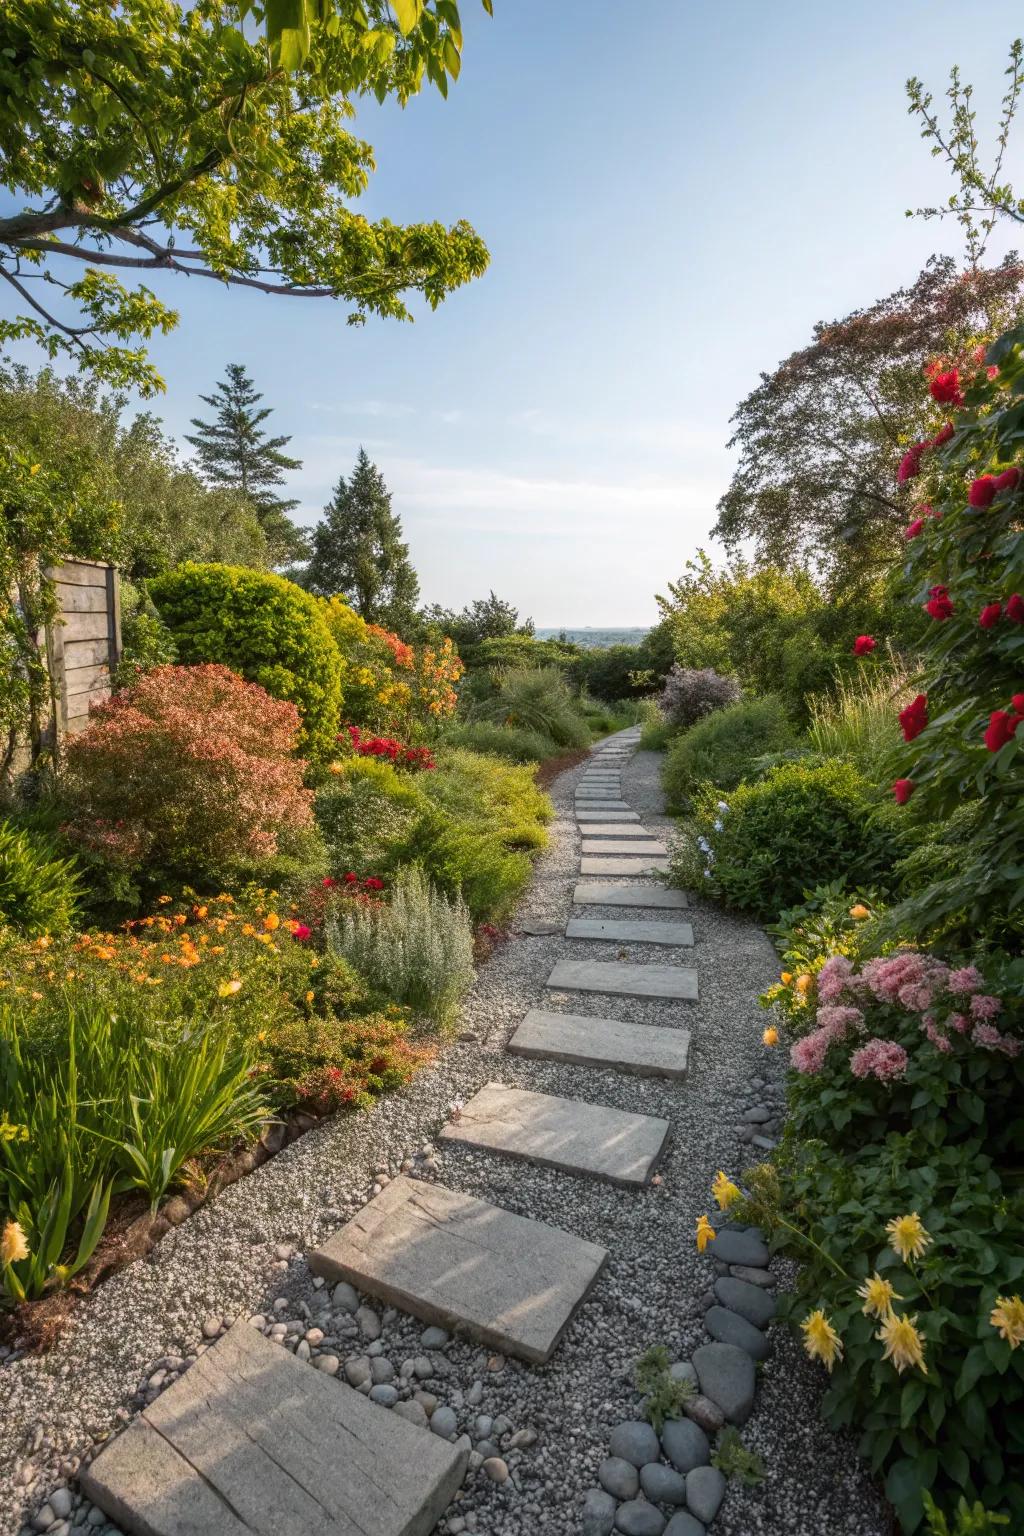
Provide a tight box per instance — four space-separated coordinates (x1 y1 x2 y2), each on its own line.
850 1039 908 1081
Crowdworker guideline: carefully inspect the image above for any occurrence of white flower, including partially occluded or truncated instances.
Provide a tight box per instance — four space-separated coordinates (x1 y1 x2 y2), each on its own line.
713 819 723 832
703 867 713 880
697 836 711 854
717 800 729 813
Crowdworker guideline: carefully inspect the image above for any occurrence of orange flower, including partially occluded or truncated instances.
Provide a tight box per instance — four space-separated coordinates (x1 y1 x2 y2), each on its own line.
795 974 813 996
157 895 172 905
780 971 793 985
263 913 280 931
194 905 208 919
241 923 255 937
763 1026 779 1046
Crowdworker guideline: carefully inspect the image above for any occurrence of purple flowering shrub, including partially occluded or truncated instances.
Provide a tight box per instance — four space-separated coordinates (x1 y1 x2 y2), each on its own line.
657 664 740 729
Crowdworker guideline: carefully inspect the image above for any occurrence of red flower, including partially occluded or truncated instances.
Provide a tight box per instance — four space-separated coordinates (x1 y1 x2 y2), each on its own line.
929 368 963 406
904 518 925 540
363 877 384 891
322 876 336 889
892 779 915 805
932 422 955 447
343 871 359 885
852 635 876 656
995 467 1021 492
291 923 312 942
1013 693 1024 714
898 694 928 743
968 476 998 509
924 585 954 621
984 711 1020 753
897 444 925 483
979 602 1003 630
1008 594 1024 623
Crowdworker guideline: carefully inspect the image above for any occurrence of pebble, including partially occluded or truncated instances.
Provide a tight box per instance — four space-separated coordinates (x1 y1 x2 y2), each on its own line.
640 1462 687 1505
430 1406 458 1439
49 1490 73 1519
729 1264 776 1289
707 1229 770 1267
332 1281 359 1313
582 1489 617 1536
506 1427 536 1449
714 1275 777 1329
609 1421 661 1468
660 1417 710 1474
614 1499 666 1535
692 1342 756 1426
482 1457 509 1484
685 1465 726 1524
313 1355 340 1375
370 1358 395 1384
393 1400 429 1429
741 1105 771 1123
420 1325 450 1349
368 1384 398 1407
684 1395 724 1435
664 1515 705 1536
704 1306 770 1361
598 1456 639 1500
669 1361 697 1386
200 1316 221 1340
344 1357 371 1388
355 1306 381 1340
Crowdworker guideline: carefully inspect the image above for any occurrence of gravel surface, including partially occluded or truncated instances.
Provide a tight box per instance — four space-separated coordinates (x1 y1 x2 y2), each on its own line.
0 733 891 1536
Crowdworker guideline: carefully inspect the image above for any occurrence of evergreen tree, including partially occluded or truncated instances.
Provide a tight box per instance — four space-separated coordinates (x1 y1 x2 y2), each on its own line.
185 363 307 564
306 448 420 628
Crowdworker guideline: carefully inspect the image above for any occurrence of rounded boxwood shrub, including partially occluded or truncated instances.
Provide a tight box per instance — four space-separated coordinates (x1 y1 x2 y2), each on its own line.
149 563 343 758
663 695 796 809
677 760 911 920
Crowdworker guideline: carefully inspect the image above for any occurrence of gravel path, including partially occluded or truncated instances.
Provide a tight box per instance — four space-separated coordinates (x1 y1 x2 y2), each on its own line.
0 739 891 1536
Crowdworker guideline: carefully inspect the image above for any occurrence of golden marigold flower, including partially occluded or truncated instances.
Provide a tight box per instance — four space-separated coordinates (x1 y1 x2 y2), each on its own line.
218 978 243 997
210 945 224 955
849 904 870 921
328 761 345 775
712 1171 741 1211
876 1310 928 1374
263 913 280 931
33 935 50 950
173 913 187 926
886 1212 932 1264
309 956 319 969
92 945 115 961
194 905 208 919
1 1219 29 1266
305 990 315 1003
795 974 813 996
801 1308 843 1371
241 923 255 937
695 1213 716 1253
857 1271 902 1320
780 971 793 985
990 1294 1024 1349
762 1026 779 1047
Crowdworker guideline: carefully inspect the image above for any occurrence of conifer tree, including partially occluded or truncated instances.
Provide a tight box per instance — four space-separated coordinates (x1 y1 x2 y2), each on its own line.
306 448 420 628
186 363 307 564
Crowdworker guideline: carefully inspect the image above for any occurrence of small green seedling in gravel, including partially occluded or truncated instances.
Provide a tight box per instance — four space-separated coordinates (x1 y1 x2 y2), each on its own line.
635 1344 695 1432
712 1427 766 1487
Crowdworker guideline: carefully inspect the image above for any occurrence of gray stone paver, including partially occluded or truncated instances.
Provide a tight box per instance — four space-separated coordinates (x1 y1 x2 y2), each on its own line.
81 1323 467 1536
564 917 694 947
508 1008 690 1079
573 882 689 908
579 839 667 857
574 811 640 823
438 1082 668 1186
309 1177 607 1364
574 823 652 837
547 959 698 1001
579 856 670 875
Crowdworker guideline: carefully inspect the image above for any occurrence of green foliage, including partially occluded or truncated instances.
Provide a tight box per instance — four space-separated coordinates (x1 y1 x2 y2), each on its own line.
442 719 559 764
572 643 660 703
662 696 796 810
328 866 474 1028
149 563 343 758
471 667 591 749
634 1344 695 1433
306 448 419 629
658 663 740 729
0 821 81 935
421 591 532 650
922 1492 1010 1535
0 1 490 393
639 714 677 752
316 758 425 877
421 748 552 850
457 634 581 673
807 655 916 778
711 1427 766 1486
262 1007 430 1114
114 582 178 688
674 760 911 921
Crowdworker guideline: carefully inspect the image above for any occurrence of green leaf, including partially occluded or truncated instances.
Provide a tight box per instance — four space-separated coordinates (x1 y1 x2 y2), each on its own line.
391 0 422 35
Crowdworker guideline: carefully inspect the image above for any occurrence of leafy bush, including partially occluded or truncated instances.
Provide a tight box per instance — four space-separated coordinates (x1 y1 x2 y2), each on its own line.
0 821 81 935
321 596 462 732
573 644 656 702
149 563 343 758
662 695 796 809
401 814 533 923
328 866 475 1027
457 634 579 673
63 664 313 892
316 758 426 878
471 666 591 748
443 719 559 764
639 713 677 752
658 663 740 728
263 1007 432 1113
421 747 550 851
674 760 911 920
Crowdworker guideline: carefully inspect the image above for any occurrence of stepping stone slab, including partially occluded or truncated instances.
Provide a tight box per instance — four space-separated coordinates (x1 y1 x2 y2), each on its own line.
565 918 694 948
580 857 670 876
438 1082 668 1186
686 1465 726 1525
660 1416 710 1473
508 1008 690 1080
575 801 631 812
706 1229 770 1267
309 1176 607 1365
577 823 652 837
692 1341 756 1426
704 1305 769 1361
714 1275 777 1328
80 1322 467 1536
548 960 697 1001
574 882 689 910
580 840 667 857
575 811 640 822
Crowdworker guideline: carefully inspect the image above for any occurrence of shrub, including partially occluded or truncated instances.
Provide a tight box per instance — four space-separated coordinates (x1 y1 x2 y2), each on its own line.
640 713 677 752
471 667 591 749
262 1007 432 1113
149 563 343 758
315 758 426 879
443 719 559 764
0 821 81 935
674 760 911 921
328 866 475 1027
401 814 533 923
321 597 462 732
420 747 551 852
658 664 740 728
573 644 656 702
663 695 795 809
63 664 313 889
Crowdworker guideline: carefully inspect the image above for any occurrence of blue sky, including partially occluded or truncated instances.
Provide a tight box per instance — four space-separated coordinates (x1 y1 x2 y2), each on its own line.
10 2 1024 623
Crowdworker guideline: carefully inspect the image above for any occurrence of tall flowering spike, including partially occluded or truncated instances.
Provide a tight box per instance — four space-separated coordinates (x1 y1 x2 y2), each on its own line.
857 1272 903 1320
886 1212 932 1263
695 1213 716 1253
990 1294 1024 1348
712 1171 741 1211
801 1309 843 1371
1 1220 29 1265
876 1311 928 1375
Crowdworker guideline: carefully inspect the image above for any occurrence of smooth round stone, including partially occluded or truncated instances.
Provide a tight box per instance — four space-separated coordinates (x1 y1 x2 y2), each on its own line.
686 1466 725 1524
344 1357 372 1388
430 1405 458 1439
483 1457 509 1484
474 1415 494 1439
420 1325 450 1349
614 1500 666 1536
669 1361 697 1387
475 1439 500 1460
706 1230 770 1267
393 1400 428 1429
331 1281 359 1313
640 1462 687 1505
355 1306 381 1340
714 1276 776 1329
599 1456 640 1500
665 1514 705 1536
370 1357 395 1384
729 1264 776 1289
582 1489 617 1536
692 1342 756 1426
683 1396 724 1436
704 1306 769 1361
660 1418 710 1474
368 1384 398 1407
609 1421 661 1468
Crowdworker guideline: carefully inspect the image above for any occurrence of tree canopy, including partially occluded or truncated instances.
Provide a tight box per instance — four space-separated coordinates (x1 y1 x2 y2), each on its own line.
305 446 419 627
0 0 491 394
422 590 533 647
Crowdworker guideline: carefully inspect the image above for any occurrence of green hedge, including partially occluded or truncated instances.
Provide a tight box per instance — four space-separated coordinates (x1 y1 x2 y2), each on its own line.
663 695 797 809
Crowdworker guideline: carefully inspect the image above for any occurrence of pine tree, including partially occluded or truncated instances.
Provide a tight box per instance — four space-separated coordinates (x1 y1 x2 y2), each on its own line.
306 448 420 628
185 363 307 564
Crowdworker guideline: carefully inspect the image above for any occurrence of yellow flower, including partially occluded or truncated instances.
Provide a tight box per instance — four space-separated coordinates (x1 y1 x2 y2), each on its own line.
328 761 344 775
241 923 256 936
218 978 243 997
780 971 793 986
33 935 51 950
794 973 813 996
263 913 280 931
857 1272 902 1320
29 462 41 476
1 1219 29 1265
886 1212 932 1264
157 895 172 904
849 904 870 921
876 1310 928 1375
695 1213 716 1253
762 1025 779 1047
990 1294 1024 1349
712 1171 741 1211
801 1308 843 1371
305 990 315 1003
